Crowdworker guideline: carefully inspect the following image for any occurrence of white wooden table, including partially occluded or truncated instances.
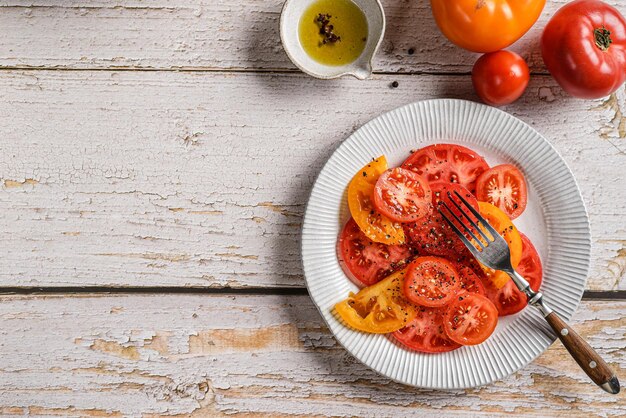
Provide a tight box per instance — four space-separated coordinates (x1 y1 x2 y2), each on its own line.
0 1 624 416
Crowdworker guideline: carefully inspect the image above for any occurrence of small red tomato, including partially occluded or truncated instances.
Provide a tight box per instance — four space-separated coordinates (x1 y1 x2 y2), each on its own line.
472 51 530 106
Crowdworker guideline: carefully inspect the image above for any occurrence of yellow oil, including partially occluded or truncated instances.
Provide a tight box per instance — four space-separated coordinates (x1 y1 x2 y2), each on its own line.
298 0 368 66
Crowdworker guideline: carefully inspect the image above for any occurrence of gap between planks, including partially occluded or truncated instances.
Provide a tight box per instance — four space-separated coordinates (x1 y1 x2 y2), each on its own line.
0 286 624 300
0 66 467 76
0 65 552 77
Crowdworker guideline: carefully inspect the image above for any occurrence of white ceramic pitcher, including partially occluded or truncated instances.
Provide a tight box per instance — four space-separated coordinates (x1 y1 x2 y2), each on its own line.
280 0 386 80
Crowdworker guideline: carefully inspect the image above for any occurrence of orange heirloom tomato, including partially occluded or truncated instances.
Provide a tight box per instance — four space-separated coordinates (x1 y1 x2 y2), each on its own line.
430 0 546 53
335 268 418 334
348 156 405 245
477 201 523 288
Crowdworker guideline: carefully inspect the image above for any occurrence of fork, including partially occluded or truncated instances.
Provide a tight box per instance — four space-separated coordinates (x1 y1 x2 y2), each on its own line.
439 191 620 394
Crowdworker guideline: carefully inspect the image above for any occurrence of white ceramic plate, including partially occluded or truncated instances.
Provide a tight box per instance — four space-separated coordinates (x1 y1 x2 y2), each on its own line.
301 99 591 389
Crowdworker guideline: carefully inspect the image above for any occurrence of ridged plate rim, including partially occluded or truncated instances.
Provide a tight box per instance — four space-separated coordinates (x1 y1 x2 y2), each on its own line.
301 99 591 389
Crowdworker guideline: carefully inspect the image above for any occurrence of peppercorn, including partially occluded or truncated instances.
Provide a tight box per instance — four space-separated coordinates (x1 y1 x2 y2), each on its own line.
316 13 341 44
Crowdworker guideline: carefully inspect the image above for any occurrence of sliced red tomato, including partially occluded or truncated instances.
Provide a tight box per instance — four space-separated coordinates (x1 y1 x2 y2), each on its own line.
392 306 461 353
404 182 478 259
476 164 528 220
485 232 543 316
338 218 413 287
484 280 527 317
348 156 405 245
373 167 432 223
404 256 461 307
454 263 486 296
431 182 479 215
335 268 418 334
401 144 489 193
443 292 498 346
516 233 543 291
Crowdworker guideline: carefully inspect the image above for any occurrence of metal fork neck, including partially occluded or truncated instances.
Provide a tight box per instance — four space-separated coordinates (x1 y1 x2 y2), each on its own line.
529 292 553 316
506 269 553 317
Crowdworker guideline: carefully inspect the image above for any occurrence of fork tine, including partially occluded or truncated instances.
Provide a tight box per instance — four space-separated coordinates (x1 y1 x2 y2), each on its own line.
438 201 485 250
439 206 484 259
452 191 501 240
447 191 492 243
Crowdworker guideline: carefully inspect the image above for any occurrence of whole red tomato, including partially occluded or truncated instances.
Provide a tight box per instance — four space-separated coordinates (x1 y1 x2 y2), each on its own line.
472 51 530 106
542 0 626 99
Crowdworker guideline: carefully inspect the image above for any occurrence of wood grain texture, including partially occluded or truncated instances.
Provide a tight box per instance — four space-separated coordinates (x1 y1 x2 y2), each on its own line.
0 70 624 289
0 295 623 417
0 0 623 73
0 1 623 416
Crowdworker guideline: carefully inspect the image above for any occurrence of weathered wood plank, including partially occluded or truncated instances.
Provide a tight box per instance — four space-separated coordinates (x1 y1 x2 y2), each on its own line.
0 295 623 416
0 70 624 289
0 0 623 73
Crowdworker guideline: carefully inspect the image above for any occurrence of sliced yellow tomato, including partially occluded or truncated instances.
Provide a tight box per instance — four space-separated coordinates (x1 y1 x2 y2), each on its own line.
348 156 405 245
478 201 523 288
334 268 417 334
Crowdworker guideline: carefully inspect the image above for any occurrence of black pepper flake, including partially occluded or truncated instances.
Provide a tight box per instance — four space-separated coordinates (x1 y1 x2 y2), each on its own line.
391 81 399 88
408 48 415 55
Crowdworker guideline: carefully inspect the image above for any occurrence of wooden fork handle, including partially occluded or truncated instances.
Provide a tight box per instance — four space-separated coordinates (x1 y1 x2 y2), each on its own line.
545 311 620 394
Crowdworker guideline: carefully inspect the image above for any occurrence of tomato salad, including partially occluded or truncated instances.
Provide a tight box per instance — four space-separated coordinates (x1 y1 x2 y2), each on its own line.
335 144 542 353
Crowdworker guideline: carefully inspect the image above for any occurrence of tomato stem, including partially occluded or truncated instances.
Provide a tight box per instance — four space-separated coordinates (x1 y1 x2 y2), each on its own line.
594 27 613 51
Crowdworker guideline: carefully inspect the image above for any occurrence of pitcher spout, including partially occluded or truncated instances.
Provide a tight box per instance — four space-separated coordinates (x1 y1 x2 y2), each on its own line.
352 62 373 80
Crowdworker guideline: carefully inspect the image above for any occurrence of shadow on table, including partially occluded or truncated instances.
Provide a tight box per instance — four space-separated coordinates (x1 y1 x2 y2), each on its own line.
277 292 474 410
263 139 342 288
241 1 479 401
